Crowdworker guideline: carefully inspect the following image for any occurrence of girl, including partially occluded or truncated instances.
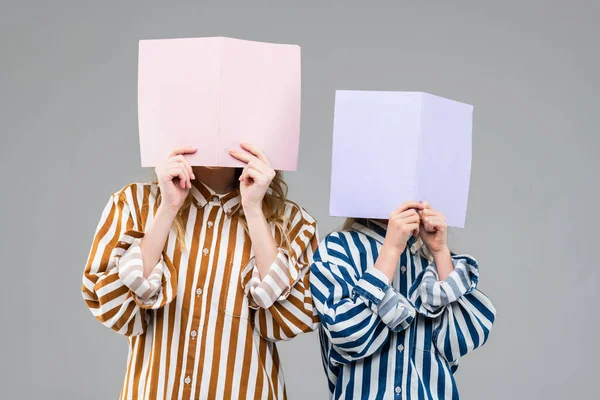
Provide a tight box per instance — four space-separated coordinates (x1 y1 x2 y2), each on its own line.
82 143 319 399
310 201 496 399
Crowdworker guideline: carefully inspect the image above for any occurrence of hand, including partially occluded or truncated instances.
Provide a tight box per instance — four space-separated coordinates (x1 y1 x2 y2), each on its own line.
229 143 275 213
383 201 424 254
155 147 196 213
418 201 449 255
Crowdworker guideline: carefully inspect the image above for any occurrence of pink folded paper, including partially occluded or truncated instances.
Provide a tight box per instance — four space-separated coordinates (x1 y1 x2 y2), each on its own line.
138 37 301 170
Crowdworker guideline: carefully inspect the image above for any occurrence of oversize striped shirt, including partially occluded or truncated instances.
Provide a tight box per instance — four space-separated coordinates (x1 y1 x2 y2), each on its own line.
310 220 496 399
82 182 319 399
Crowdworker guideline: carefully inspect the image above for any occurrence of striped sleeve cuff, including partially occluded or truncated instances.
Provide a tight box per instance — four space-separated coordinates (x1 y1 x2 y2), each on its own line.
352 266 390 306
241 249 299 310
353 266 416 332
408 255 479 317
114 235 170 309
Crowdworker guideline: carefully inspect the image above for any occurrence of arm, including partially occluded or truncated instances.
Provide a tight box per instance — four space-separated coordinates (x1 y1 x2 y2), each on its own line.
81 186 177 336
139 205 178 278
253 270 320 341
242 204 320 341
310 233 416 365
138 146 195 278
418 202 454 281
244 206 279 279
431 247 454 281
409 255 496 366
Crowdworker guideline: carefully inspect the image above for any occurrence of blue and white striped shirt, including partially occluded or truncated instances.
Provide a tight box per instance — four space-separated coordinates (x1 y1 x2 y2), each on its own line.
310 220 496 399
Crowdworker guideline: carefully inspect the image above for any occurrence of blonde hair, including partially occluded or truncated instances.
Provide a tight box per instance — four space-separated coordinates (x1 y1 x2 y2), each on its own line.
341 218 433 261
155 169 292 251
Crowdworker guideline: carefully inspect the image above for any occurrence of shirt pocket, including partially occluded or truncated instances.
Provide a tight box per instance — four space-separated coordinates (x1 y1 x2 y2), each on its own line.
219 260 251 321
412 316 437 353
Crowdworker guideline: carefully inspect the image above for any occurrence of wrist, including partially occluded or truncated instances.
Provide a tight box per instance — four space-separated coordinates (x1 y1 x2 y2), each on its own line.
157 204 180 220
242 202 263 217
431 246 451 260
381 240 405 257
375 243 403 283
242 202 264 218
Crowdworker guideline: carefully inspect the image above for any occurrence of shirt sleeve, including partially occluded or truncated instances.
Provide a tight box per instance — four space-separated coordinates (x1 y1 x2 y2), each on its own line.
310 232 416 365
253 269 320 342
409 255 496 366
408 255 480 317
433 289 496 367
81 186 177 336
241 203 317 309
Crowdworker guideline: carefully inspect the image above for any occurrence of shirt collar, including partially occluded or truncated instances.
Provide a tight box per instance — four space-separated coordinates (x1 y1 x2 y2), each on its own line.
351 219 423 255
190 182 241 218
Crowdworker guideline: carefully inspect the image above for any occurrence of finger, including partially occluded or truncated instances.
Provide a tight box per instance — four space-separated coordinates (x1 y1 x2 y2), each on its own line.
181 156 195 180
229 149 254 164
398 209 419 219
429 216 447 230
169 154 194 176
166 165 183 179
406 222 420 235
239 164 258 179
391 201 424 216
173 161 192 188
178 166 191 189
392 212 419 225
230 150 271 176
168 165 190 189
404 213 421 224
246 158 271 175
422 217 444 232
419 208 439 219
421 200 431 210
240 142 271 166
166 166 186 189
423 221 435 233
239 168 250 182
168 147 197 158
169 156 195 181
239 167 263 186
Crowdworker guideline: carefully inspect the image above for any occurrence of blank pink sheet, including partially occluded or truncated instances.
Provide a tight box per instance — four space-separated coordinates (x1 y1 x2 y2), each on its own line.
138 37 301 170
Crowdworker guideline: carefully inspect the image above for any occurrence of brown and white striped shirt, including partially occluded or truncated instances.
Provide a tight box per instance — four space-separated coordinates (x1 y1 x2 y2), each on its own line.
82 182 319 399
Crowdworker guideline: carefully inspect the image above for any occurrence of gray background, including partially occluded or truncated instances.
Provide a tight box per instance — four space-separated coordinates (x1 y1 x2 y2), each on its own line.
2 0 598 399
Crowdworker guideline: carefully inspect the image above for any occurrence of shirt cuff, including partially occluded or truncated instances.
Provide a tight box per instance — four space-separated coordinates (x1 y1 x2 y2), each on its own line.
241 249 300 309
408 254 479 317
352 266 390 308
353 266 416 331
113 233 168 309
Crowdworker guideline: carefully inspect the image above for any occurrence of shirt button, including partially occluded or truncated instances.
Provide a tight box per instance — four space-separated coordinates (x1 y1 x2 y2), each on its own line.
190 330 197 338
397 344 404 352
400 266 407 273
196 288 203 296
203 248 209 255
395 386 402 394
184 376 191 385
207 221 214 227
212 196 219 203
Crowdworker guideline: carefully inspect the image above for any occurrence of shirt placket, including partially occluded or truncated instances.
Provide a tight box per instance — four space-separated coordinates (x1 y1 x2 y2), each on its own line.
393 249 409 398
182 203 220 398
